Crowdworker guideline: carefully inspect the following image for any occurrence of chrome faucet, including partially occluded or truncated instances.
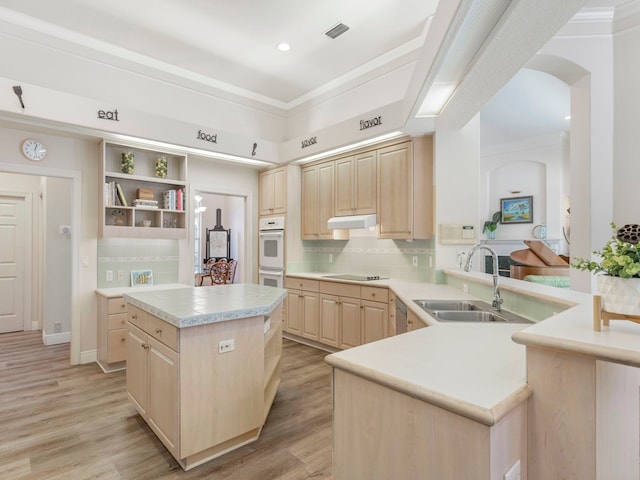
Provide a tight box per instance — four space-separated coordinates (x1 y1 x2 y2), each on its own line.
464 244 503 312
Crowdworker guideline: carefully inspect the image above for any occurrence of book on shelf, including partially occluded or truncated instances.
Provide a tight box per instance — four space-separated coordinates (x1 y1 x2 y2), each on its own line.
133 199 159 207
115 183 128 207
163 189 176 210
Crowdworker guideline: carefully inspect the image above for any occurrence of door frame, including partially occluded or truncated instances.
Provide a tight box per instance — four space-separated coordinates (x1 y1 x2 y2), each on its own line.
190 183 255 286
0 162 81 365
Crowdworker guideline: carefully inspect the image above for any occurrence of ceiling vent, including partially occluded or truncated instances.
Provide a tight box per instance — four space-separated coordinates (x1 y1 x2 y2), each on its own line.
325 22 349 39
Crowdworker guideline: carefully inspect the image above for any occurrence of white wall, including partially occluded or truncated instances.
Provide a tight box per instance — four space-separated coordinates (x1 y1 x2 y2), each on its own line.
434 116 481 269
43 176 72 340
0 125 99 360
613 17 640 223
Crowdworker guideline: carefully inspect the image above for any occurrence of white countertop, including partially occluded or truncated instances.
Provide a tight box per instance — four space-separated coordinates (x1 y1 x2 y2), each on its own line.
322 277 531 426
123 283 288 328
96 283 190 298
307 269 640 425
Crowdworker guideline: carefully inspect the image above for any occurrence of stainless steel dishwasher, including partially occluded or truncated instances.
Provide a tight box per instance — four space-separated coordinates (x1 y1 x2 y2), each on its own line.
396 298 408 334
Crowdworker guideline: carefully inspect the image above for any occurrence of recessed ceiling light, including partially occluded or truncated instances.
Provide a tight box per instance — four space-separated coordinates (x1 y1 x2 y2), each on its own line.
277 43 290 52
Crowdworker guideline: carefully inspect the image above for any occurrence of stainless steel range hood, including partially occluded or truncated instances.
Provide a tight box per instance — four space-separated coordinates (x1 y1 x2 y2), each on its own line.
327 214 376 230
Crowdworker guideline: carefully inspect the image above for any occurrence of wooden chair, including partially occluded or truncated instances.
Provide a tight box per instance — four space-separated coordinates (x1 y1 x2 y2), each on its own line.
201 259 232 286
226 259 237 284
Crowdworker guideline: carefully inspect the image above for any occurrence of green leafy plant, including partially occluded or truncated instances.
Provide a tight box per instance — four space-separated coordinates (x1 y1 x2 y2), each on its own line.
483 211 502 234
572 223 640 278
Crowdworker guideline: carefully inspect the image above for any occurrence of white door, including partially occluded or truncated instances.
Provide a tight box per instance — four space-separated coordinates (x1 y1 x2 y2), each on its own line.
0 196 26 333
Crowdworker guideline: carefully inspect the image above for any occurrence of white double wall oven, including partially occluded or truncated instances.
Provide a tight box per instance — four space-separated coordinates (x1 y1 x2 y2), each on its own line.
258 216 285 288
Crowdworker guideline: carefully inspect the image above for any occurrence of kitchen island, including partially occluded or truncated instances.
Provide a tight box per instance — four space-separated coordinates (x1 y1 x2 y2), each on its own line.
323 269 640 479
325 278 532 480
123 283 287 471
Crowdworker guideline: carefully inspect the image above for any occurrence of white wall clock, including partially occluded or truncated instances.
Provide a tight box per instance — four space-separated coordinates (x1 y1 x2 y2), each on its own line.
22 138 47 161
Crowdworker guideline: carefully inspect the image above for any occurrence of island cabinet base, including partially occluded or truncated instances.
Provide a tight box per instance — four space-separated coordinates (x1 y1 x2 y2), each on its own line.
126 302 283 470
331 369 527 480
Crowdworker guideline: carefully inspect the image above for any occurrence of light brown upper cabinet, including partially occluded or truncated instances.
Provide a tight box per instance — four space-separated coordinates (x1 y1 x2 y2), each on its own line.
259 166 287 216
378 136 433 240
301 162 335 239
334 151 377 217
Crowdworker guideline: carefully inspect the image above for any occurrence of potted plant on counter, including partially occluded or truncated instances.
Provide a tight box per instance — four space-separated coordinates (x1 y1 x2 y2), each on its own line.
483 211 502 240
573 222 640 315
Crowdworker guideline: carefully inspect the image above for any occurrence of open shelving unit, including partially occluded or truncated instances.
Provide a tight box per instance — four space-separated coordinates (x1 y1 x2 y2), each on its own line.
99 140 188 239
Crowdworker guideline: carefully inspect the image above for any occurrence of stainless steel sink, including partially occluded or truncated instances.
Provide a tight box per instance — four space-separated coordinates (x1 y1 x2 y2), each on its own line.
413 299 533 324
413 299 492 311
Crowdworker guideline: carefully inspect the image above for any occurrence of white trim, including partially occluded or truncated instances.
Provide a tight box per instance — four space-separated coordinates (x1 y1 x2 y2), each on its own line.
80 349 97 365
42 331 71 346
0 162 82 365
191 183 255 285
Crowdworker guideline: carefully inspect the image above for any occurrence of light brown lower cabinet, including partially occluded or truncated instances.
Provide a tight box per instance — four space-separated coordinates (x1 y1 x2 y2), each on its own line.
331 368 527 480
284 277 390 350
407 307 426 331
97 294 128 372
125 302 282 470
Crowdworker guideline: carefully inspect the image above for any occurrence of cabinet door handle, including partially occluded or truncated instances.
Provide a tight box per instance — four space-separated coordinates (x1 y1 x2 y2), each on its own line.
121 338 126 342
142 343 149 350
121 304 126 309
132 314 138 320
371 293 376 297
155 328 162 334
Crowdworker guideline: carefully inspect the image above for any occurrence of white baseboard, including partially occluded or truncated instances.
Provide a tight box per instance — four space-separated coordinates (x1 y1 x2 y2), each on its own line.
42 331 71 346
80 349 97 364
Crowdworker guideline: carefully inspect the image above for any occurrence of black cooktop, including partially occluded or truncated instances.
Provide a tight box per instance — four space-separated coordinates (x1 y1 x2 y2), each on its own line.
322 274 387 281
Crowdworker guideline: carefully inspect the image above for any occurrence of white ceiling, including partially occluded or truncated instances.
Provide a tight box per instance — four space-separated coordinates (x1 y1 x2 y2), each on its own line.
0 0 438 109
0 0 634 148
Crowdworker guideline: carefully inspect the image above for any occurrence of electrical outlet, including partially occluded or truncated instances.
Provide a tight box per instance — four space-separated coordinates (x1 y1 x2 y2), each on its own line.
504 460 521 480
412 256 418 267
117 270 125 281
106 270 113 282
54 322 62 333
218 339 235 354
329 254 333 263
462 283 469 293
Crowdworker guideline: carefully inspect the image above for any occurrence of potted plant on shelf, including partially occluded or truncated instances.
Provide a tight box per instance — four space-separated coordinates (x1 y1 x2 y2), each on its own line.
573 222 640 315
483 211 502 239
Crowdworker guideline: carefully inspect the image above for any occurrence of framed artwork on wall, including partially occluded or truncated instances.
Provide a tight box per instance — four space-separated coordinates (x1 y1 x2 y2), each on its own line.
500 196 533 224
206 228 230 259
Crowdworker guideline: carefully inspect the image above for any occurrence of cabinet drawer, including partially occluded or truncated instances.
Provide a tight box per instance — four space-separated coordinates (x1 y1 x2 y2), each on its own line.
284 277 319 292
319 281 360 298
107 328 127 363
147 315 178 351
108 297 127 314
361 286 388 303
107 313 127 331
128 305 147 331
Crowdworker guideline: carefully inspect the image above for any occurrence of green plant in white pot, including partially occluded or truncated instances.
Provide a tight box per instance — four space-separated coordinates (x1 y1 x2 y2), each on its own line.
482 211 502 239
573 223 640 315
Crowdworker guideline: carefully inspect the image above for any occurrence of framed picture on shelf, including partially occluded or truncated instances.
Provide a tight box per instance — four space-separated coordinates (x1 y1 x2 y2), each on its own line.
500 196 533 224
131 270 154 286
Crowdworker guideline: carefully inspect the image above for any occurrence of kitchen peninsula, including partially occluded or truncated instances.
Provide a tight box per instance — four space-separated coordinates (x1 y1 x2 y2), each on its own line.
123 284 287 471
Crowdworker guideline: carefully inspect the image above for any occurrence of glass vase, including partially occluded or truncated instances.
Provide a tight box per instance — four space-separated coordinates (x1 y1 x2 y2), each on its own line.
155 156 168 178
121 151 135 174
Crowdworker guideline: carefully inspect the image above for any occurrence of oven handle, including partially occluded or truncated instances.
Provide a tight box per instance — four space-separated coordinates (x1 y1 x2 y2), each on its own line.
259 231 284 236
259 268 284 277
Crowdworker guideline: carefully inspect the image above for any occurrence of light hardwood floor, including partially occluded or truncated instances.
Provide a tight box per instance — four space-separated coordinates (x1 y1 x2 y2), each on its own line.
0 332 333 480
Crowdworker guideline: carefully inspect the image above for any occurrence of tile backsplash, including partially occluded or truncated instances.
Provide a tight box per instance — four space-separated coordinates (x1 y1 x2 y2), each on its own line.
287 232 437 282
97 238 179 288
